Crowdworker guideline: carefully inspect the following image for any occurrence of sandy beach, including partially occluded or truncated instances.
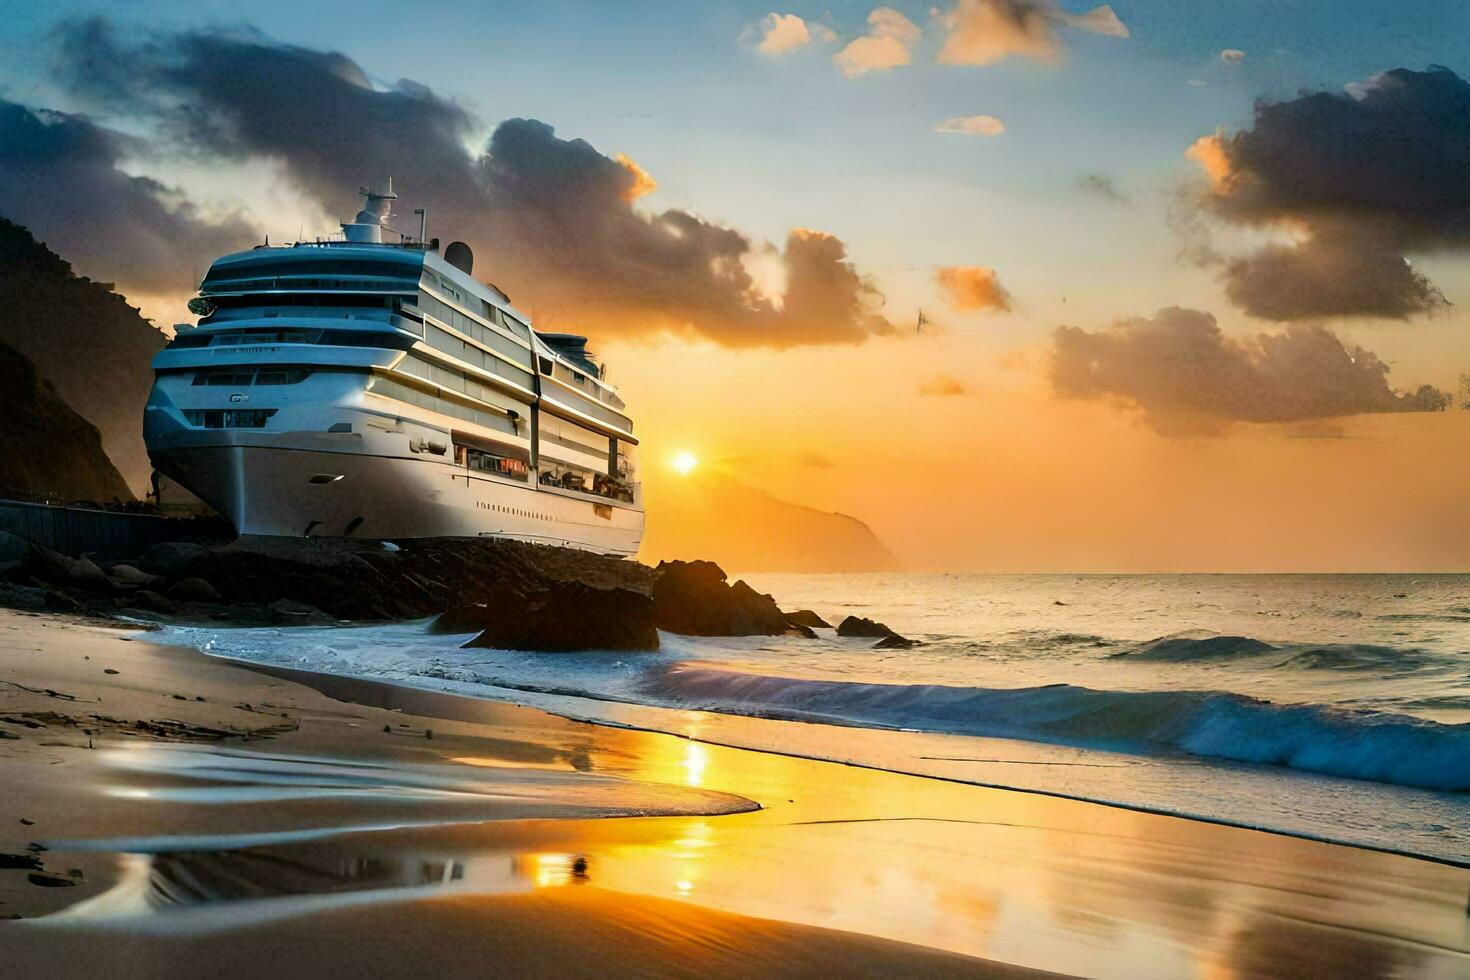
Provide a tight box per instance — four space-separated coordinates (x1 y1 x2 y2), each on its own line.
0 607 1466 978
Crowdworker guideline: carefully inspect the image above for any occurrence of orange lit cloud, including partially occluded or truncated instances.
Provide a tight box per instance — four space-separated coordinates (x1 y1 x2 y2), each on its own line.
937 0 1129 66
920 374 969 396
614 153 657 201
934 114 1006 136
835 7 921 78
757 13 811 54
1185 132 1232 193
936 265 1013 312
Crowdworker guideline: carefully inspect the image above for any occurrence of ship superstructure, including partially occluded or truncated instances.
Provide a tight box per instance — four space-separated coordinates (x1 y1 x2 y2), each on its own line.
143 182 643 554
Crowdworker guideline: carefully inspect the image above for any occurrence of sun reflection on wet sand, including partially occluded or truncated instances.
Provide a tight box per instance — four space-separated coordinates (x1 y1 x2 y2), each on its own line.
28 694 1470 978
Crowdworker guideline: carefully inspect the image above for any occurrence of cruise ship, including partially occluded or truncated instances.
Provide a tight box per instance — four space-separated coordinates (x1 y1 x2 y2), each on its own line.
143 182 643 555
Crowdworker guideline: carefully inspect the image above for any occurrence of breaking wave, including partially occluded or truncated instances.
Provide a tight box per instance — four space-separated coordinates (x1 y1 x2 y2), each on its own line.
647 666 1470 792
1109 632 1277 661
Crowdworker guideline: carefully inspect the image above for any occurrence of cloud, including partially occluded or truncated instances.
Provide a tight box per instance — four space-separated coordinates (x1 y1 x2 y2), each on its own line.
0 99 256 294
937 0 1129 67
920 374 969 396
40 19 900 348
756 13 816 54
1185 66 1470 320
1048 306 1451 434
936 265 1013 312
614 153 657 201
834 7 921 78
1220 48 1245 64
934 114 1006 135
1076 172 1129 203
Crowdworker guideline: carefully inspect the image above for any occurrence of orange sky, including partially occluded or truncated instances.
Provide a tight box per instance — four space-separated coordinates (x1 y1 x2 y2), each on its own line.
613 331 1470 573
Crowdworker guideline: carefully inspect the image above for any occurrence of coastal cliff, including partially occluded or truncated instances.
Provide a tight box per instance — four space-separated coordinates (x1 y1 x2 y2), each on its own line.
0 219 167 495
0 341 133 504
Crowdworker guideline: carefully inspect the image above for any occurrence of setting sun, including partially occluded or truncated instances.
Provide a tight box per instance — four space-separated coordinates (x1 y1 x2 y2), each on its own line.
671 451 699 475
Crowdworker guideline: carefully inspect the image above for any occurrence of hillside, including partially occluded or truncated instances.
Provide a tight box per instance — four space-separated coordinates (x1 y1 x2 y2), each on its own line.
640 472 899 573
0 219 167 494
0 340 133 504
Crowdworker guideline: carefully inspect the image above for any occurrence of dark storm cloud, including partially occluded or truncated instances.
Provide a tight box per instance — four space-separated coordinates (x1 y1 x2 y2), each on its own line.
1188 66 1470 320
0 99 255 293
1048 306 1451 434
48 18 897 347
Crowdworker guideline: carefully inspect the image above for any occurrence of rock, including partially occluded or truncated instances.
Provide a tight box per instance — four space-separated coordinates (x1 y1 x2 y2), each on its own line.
42 589 83 613
140 541 210 578
784 623 818 639
651 560 789 636
168 577 221 602
836 616 896 638
106 563 164 589
783 609 831 630
103 668 119 675
873 634 916 649
125 590 178 616
432 602 492 634
0 852 41 870
26 871 75 888
461 581 658 652
265 598 331 622
29 546 111 592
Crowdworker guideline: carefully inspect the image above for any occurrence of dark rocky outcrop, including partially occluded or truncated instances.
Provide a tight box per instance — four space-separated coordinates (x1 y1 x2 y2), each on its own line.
835 615 918 647
784 609 831 630
6 532 914 654
0 341 133 505
0 220 167 495
650 560 788 636
458 581 658 652
835 616 896 638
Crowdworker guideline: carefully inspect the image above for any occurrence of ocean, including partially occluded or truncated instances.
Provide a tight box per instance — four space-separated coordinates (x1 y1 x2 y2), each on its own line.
150 573 1470 865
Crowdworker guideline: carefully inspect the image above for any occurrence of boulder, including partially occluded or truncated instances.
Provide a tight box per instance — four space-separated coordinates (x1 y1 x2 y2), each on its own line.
460 581 658 652
107 563 165 590
125 590 178 616
873 634 916 649
651 560 789 636
27 546 113 592
266 598 332 623
784 623 818 639
141 541 210 578
783 609 831 630
836 615 895 638
168 577 221 602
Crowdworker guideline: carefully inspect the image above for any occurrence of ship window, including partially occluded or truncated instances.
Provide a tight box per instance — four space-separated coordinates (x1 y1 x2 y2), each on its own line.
538 356 553 375
166 333 212 349
193 370 256 386
211 328 322 346
192 367 312 386
184 409 277 429
461 446 530 481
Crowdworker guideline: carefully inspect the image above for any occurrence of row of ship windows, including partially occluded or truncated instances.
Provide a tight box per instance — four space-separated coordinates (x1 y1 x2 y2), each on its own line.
415 278 531 342
191 367 312 386
476 501 551 521
368 376 518 437
421 325 535 390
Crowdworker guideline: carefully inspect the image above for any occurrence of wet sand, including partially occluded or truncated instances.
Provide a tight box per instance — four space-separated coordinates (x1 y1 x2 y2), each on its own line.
0 608 1467 977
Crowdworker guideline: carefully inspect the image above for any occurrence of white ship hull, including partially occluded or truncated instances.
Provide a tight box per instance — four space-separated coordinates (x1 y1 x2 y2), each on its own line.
152 440 642 555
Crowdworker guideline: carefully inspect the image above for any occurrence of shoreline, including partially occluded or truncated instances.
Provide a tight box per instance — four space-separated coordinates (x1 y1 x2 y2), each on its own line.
1 609 1467 976
204 644 1470 872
